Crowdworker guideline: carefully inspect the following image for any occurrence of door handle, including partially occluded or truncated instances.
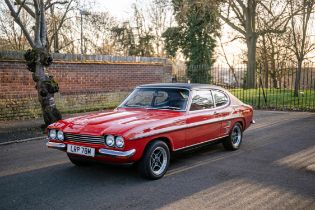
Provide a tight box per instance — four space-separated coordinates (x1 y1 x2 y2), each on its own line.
214 111 220 117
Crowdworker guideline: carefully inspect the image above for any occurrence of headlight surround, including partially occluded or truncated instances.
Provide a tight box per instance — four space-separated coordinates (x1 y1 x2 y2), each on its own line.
105 135 115 147
49 129 57 139
115 136 124 148
57 130 64 141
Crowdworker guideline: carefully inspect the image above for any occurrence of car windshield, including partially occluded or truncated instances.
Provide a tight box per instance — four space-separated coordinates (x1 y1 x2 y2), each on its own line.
120 88 190 111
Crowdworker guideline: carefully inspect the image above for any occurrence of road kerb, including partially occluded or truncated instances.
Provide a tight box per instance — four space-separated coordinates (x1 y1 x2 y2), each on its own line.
0 136 46 146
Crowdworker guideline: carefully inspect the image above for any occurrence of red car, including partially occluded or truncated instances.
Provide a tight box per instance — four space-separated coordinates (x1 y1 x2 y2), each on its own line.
47 83 254 179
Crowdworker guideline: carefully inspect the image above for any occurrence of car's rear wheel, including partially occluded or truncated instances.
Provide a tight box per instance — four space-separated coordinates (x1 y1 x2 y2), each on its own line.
67 154 90 166
223 122 243 151
138 140 170 180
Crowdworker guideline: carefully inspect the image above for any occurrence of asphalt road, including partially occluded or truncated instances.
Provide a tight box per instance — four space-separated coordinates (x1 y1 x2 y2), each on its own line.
0 110 314 210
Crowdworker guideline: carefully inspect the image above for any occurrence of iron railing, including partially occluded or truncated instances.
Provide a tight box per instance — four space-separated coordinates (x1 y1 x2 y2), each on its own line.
172 63 315 112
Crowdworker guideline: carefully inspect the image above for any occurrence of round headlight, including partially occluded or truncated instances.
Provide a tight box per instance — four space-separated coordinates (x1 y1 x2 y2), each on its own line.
49 129 57 139
105 135 115 147
115 136 124 148
57 130 64 141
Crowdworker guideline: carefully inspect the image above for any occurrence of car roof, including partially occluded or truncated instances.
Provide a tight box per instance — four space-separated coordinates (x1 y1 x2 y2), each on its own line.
138 83 226 91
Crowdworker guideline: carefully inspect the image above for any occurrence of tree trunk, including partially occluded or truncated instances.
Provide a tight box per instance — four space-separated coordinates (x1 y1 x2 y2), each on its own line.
53 25 59 53
5 0 63 127
25 48 62 126
294 60 302 97
246 34 257 88
36 77 62 126
230 67 239 87
271 74 278 88
261 34 268 88
270 59 278 88
264 64 269 88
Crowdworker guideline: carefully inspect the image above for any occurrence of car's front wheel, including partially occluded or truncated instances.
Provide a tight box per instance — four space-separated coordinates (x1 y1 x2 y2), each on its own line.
138 140 170 180
223 122 243 151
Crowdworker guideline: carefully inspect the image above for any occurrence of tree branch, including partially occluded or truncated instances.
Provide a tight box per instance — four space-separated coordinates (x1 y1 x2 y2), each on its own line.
45 0 68 10
0 17 18 49
15 0 26 16
219 36 239 85
33 0 42 47
14 0 35 18
258 1 278 17
57 39 75 51
234 0 246 11
257 28 286 36
48 0 73 49
40 0 47 46
230 0 245 24
4 0 35 47
218 13 246 35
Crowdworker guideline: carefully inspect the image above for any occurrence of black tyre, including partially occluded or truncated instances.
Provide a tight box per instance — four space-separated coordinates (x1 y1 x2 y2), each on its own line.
138 141 170 180
67 154 90 166
223 122 243 151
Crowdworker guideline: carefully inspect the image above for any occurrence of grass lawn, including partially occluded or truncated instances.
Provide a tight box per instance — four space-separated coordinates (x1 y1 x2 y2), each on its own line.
229 88 315 111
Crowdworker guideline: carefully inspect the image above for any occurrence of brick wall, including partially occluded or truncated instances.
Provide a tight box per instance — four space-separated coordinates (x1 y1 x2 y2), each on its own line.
0 55 172 120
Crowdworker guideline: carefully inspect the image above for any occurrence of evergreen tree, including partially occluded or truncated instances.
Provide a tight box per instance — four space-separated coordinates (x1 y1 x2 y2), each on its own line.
163 0 219 83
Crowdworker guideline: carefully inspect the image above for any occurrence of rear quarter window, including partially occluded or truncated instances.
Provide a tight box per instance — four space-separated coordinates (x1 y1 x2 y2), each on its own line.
190 90 215 111
212 90 229 107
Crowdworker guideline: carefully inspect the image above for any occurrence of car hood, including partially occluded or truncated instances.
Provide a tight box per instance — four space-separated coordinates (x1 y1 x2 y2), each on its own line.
49 109 184 138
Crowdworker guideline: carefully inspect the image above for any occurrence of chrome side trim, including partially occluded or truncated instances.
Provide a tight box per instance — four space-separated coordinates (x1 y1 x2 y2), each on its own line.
174 135 229 151
129 116 241 140
98 148 136 158
46 141 66 149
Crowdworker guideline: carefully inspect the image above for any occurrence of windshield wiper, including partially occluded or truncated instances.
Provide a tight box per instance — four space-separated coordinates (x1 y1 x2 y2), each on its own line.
148 106 182 110
124 104 145 108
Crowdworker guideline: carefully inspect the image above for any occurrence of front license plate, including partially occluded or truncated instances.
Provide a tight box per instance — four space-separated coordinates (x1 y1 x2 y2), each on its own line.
67 144 95 157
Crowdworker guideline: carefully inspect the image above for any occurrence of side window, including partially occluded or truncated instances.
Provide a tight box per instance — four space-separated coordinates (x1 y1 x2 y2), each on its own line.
213 90 229 107
154 91 168 105
190 90 214 111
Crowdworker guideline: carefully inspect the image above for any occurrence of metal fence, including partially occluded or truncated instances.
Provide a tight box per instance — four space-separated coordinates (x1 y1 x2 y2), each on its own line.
172 63 315 112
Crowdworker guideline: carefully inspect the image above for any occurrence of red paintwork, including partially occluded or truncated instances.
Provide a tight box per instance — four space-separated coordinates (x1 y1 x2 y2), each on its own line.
47 86 253 164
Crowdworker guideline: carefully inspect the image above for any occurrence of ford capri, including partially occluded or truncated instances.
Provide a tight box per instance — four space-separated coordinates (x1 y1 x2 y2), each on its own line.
47 83 254 179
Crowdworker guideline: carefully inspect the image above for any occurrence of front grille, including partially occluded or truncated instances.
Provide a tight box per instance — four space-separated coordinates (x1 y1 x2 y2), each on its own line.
65 133 104 145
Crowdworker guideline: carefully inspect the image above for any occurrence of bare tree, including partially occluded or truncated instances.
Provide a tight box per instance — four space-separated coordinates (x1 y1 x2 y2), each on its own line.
218 0 293 88
81 11 117 55
256 30 294 88
4 0 74 126
110 4 155 57
0 2 31 50
218 36 239 86
288 0 315 96
46 0 76 53
111 22 137 56
148 0 174 56
131 3 155 56
1 0 77 53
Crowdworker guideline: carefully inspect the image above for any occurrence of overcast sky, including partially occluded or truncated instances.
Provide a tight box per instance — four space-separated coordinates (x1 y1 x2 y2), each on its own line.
78 0 315 64
85 0 138 20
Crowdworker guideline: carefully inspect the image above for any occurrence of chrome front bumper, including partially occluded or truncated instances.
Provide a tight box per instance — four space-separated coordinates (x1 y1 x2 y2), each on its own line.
46 141 66 149
47 141 136 158
99 148 136 158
